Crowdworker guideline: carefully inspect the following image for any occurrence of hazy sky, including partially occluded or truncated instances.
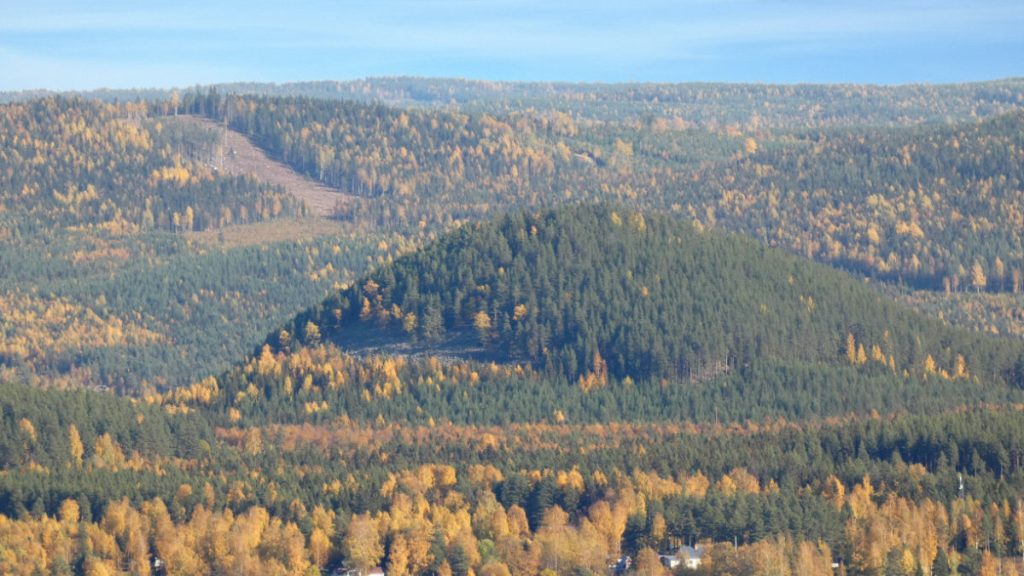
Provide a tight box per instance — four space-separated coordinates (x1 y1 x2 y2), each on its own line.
2 0 1022 90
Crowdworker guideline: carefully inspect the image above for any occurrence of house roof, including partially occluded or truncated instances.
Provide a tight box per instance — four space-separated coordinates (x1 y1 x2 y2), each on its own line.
679 545 705 559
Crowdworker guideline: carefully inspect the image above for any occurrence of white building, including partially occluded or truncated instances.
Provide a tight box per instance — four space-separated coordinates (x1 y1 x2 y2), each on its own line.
661 545 705 570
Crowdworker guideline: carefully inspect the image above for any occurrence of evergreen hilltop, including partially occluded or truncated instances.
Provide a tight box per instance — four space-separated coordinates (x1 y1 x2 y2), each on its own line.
200 204 1024 429
281 204 1024 387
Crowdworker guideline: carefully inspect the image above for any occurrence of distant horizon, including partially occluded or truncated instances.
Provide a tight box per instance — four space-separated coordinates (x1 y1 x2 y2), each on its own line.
4 75 1024 97
3 0 1023 92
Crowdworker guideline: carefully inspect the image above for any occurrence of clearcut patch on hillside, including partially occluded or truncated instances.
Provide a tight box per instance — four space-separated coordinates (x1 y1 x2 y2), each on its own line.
174 115 355 216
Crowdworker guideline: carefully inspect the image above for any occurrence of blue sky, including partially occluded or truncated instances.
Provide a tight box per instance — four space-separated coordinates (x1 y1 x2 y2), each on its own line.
2 0 1022 90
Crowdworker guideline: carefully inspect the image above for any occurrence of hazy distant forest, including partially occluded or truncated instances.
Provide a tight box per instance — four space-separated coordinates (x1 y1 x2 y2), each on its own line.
2 79 1024 575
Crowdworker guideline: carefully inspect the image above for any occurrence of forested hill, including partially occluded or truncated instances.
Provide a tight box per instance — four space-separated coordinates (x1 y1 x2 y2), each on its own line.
171 78 1024 126
0 96 398 391
182 91 1024 289
0 96 306 234
277 205 1024 387
10 78 1023 126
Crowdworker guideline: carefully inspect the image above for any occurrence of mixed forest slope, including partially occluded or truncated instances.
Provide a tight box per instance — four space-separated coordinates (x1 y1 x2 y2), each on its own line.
0 97 307 234
12 78 1024 127
0 97 403 390
200 77 1024 127
186 91 1024 290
